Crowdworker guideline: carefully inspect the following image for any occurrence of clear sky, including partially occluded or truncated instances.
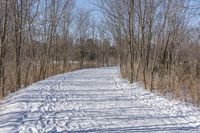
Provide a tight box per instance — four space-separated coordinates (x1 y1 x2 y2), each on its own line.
76 0 94 10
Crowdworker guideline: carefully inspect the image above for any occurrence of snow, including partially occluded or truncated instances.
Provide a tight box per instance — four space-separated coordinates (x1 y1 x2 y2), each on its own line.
1 67 200 132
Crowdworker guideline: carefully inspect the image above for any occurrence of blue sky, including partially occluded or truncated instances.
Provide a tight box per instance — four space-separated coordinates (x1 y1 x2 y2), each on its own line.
76 0 94 9
75 0 102 23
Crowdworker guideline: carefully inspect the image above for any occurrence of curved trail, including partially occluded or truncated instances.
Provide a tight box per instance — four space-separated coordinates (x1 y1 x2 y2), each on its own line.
0 67 200 132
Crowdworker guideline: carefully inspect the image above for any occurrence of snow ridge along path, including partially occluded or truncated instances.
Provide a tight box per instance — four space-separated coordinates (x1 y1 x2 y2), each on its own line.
1 67 200 133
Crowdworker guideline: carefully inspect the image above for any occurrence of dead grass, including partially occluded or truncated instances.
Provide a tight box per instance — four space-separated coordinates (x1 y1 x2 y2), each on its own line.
121 62 200 106
0 61 103 98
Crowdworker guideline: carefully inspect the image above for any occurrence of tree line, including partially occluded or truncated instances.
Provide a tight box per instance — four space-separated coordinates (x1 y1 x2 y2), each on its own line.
0 0 118 98
1 0 200 106
97 0 200 105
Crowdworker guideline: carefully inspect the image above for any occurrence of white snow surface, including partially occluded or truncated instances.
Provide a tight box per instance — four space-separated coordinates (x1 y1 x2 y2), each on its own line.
1 67 200 133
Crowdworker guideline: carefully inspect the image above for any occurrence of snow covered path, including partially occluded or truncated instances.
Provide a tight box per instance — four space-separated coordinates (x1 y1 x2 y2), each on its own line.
1 67 200 133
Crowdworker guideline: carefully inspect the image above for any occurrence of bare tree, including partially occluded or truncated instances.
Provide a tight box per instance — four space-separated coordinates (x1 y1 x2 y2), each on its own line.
0 0 8 96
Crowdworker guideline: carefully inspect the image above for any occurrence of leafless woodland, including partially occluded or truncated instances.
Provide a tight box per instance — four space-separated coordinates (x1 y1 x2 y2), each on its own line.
0 0 117 97
0 0 200 106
